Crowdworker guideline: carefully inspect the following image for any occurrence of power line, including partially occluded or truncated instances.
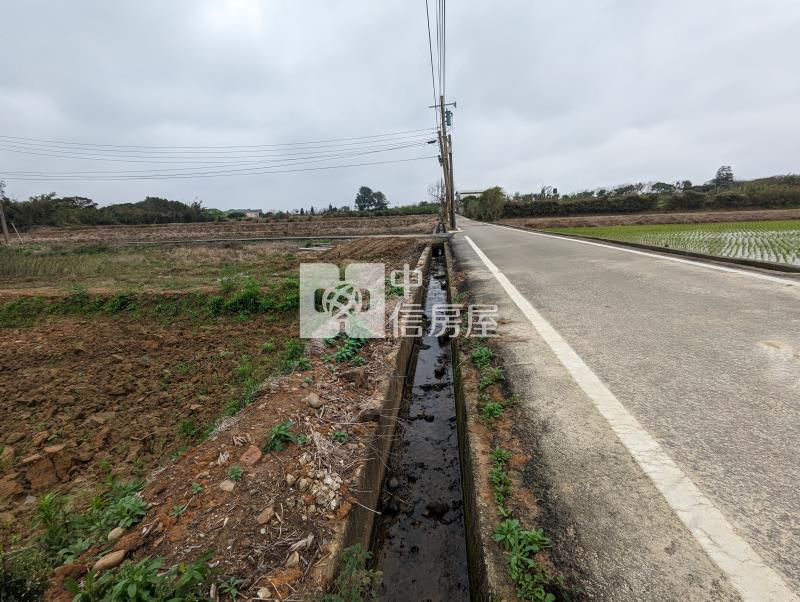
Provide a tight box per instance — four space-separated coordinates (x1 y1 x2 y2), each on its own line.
424 0 440 128
0 137 435 163
0 155 438 181
0 141 434 176
0 127 437 150
0 131 436 156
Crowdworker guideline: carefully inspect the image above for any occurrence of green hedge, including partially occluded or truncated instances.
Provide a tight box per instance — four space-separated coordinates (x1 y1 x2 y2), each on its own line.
497 188 800 219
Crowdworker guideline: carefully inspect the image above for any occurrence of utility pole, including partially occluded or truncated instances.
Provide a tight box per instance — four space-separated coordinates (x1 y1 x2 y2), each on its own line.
447 132 455 227
0 181 10 245
431 95 457 230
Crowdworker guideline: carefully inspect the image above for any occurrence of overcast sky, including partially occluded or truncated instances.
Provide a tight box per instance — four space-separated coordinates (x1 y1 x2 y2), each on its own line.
1 0 798 210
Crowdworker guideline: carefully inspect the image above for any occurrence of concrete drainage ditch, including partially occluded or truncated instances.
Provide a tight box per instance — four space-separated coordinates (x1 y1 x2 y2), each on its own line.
370 244 471 600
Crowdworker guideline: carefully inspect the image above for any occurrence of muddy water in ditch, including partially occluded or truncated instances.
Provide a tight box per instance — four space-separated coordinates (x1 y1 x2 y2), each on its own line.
372 250 470 601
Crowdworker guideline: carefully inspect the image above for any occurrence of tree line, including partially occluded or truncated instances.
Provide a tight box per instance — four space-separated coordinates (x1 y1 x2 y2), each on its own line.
0 188 215 231
0 182 438 231
460 168 800 222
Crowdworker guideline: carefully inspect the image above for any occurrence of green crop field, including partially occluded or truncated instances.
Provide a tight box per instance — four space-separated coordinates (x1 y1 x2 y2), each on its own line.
546 220 800 266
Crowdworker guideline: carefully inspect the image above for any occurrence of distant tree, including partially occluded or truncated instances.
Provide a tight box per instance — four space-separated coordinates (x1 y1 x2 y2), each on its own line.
462 186 505 221
714 166 734 188
680 180 692 190
310 206 315 215
428 180 445 205
300 208 305 215
373 191 388 210
651 182 676 194
354 186 389 211
355 186 375 211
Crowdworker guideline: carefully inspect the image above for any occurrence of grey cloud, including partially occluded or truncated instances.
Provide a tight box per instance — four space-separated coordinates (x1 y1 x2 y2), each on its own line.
1 0 798 209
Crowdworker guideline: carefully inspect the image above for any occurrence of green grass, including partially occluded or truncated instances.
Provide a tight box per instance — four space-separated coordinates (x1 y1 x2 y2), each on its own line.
547 220 800 266
0 275 300 328
0 242 298 290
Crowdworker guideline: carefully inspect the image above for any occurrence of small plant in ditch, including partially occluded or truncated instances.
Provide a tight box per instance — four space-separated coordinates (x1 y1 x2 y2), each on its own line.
219 576 247 600
170 503 188 518
479 394 520 425
324 335 367 365
331 430 349 444
227 464 244 481
320 544 381 602
479 367 505 389
281 339 310 372
263 421 299 452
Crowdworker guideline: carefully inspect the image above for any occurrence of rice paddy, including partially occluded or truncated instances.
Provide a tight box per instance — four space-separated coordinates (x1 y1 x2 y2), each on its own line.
547 220 800 266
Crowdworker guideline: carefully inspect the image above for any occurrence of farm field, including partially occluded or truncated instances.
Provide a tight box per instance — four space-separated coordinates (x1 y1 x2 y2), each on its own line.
0 236 425 600
546 220 800 266
500 207 800 230
19 214 439 244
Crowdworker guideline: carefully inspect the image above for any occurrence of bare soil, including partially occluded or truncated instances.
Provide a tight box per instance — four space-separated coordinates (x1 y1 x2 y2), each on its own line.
0 314 293 533
500 208 800 229
0 235 427 600
20 215 438 245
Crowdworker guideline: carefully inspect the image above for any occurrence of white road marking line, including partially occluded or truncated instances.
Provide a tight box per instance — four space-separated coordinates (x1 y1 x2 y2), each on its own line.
464 233 798 602
483 221 800 287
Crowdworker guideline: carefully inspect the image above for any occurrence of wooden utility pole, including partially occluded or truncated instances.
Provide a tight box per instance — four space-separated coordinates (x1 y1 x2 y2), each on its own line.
435 95 456 230
437 128 450 226
446 132 455 227
0 183 10 245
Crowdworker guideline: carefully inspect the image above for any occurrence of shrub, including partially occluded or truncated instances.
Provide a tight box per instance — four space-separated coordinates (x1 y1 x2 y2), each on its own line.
0 547 51 602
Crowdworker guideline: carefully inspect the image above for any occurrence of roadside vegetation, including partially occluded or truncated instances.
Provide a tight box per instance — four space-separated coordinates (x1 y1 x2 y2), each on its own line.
547 219 800 266
466 337 564 601
461 170 800 221
320 544 381 602
0 469 217 601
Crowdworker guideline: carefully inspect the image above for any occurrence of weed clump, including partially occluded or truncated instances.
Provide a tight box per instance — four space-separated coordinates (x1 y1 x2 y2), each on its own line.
263 420 300 453
321 544 381 602
65 552 214 601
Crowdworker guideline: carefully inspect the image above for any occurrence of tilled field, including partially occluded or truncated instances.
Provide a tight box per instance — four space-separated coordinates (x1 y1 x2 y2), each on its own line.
0 316 293 508
0 235 426 601
21 214 438 244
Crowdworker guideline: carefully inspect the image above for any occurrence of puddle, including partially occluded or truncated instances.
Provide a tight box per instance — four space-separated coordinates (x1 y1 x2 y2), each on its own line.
371 248 470 601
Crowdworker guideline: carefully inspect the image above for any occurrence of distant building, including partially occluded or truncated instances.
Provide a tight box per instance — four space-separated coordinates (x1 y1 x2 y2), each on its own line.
243 211 261 219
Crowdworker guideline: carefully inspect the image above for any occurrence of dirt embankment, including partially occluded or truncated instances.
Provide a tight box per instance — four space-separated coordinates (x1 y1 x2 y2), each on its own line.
20 215 438 244
500 208 800 229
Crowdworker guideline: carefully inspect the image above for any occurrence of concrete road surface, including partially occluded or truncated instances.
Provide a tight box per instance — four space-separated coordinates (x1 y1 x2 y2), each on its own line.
451 217 800 601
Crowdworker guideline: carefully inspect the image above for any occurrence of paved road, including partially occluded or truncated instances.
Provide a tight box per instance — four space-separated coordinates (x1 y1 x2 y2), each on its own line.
451 217 800 601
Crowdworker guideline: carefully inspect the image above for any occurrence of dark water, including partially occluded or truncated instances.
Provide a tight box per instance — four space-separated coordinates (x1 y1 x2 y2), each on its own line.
372 250 470 601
